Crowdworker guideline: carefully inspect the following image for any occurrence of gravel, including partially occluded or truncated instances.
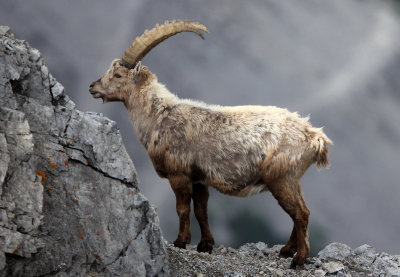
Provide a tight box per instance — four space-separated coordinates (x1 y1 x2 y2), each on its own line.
166 242 400 277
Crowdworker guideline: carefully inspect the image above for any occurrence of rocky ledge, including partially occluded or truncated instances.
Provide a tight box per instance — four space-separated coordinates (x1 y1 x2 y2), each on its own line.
167 242 400 277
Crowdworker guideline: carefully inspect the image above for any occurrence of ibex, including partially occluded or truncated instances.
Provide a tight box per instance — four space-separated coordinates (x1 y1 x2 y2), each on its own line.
89 20 332 268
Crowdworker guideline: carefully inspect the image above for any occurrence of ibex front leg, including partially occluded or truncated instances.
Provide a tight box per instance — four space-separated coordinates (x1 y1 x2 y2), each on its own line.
192 183 214 253
169 175 192 249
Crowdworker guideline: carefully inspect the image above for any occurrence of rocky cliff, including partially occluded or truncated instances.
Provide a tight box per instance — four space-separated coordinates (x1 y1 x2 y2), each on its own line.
0 26 167 276
1 26 400 277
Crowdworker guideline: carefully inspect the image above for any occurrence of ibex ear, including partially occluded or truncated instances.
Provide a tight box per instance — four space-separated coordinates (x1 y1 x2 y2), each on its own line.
130 61 142 83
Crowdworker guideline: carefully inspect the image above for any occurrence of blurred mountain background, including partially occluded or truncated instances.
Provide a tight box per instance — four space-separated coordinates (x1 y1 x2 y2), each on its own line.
1 0 400 255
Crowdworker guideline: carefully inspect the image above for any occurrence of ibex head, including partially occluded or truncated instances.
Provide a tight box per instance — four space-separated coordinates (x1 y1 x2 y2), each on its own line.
89 20 209 103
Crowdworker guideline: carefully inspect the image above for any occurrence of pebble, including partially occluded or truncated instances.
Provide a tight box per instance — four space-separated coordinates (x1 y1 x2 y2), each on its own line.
322 261 345 273
314 269 326 276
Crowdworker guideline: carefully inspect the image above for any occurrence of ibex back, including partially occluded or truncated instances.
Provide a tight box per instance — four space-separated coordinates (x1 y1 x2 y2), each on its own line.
89 20 332 268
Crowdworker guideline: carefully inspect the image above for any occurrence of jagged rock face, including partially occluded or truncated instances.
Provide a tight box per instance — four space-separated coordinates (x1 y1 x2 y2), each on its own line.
0 26 167 277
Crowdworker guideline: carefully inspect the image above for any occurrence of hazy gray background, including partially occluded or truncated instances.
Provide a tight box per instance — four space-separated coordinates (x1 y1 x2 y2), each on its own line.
2 0 400 255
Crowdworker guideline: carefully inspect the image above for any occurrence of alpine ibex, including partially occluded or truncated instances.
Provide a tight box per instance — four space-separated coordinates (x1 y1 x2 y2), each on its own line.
89 20 332 268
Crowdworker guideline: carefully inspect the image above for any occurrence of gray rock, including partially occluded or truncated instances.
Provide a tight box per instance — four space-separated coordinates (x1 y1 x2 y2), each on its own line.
321 261 344 274
318 242 352 262
224 273 245 277
372 254 400 276
50 80 65 101
0 26 11 38
347 244 377 269
314 269 326 276
254 241 268 252
0 26 167 276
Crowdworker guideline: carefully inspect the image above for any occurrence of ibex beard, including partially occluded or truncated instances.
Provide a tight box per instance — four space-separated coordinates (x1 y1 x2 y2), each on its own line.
89 20 332 268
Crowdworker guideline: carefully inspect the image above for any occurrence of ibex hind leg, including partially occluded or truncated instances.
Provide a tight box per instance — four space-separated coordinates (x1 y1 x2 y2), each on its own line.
280 225 298 258
192 183 214 253
169 176 193 249
265 178 310 268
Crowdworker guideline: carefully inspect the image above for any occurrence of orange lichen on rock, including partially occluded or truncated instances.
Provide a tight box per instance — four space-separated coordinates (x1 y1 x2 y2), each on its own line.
65 160 68 166
35 170 47 184
96 232 100 236
12 249 19 255
94 254 103 262
48 186 53 191
46 157 51 161
78 223 85 239
45 146 50 150
50 162 56 168
75 199 79 204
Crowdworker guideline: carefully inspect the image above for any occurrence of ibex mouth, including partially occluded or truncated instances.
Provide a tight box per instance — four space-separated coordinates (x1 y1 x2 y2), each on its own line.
89 88 98 95
89 88 102 99
89 79 102 98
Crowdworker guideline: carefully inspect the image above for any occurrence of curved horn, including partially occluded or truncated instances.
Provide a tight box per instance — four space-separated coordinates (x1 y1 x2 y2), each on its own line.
121 20 209 68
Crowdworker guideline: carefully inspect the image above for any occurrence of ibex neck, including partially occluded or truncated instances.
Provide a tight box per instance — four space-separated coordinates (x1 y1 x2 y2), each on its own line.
125 80 178 149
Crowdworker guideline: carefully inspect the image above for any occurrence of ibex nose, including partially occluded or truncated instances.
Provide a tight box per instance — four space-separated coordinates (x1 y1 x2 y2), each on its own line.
90 78 101 89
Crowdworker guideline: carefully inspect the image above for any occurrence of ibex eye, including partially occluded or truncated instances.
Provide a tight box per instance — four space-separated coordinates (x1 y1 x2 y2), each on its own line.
114 73 122 78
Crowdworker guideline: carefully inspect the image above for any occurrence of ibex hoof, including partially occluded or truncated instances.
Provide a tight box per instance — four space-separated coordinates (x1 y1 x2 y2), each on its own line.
173 239 187 249
197 240 214 254
290 255 306 269
279 246 296 258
